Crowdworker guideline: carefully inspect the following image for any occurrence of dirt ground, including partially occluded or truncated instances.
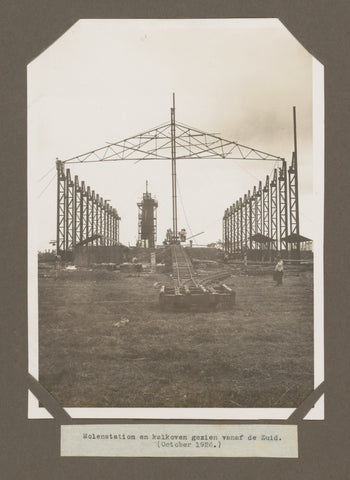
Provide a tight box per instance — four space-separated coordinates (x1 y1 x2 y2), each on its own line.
38 262 313 408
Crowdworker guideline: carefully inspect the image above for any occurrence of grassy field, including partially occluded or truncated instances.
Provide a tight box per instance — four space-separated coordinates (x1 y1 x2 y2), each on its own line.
39 263 313 408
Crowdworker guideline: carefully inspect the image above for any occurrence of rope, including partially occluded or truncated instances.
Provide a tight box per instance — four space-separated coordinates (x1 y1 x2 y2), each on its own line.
37 172 56 198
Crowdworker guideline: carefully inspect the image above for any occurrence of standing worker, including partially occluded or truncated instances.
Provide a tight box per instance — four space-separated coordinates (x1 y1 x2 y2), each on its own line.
55 254 61 280
274 255 284 286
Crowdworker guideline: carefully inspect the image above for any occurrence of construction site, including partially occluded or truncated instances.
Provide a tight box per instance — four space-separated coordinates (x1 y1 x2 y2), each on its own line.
38 96 314 409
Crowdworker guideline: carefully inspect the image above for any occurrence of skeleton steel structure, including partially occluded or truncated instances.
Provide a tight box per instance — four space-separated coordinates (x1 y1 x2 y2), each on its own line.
56 160 120 256
137 181 158 248
62 94 284 245
222 107 301 260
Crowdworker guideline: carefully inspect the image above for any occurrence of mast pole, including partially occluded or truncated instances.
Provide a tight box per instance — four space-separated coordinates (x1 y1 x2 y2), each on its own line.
171 92 178 242
293 106 300 257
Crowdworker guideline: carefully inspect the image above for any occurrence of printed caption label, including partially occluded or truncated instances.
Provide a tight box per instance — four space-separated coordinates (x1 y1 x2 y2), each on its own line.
61 424 298 457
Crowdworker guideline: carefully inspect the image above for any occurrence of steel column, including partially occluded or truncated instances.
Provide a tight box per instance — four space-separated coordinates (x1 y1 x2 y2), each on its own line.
56 160 66 255
262 175 270 258
270 169 278 252
279 160 288 254
65 169 74 250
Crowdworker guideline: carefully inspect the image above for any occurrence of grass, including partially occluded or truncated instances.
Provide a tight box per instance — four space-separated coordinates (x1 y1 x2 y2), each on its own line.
38 264 313 408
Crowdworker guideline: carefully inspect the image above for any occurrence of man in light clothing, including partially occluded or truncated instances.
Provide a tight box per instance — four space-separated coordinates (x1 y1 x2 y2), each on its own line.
274 256 284 286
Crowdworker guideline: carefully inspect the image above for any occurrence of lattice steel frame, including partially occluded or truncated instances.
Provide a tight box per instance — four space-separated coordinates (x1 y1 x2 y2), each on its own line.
56 160 120 255
57 100 302 258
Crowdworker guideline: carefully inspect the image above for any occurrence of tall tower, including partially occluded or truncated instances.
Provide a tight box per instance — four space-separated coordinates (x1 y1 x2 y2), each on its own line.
137 181 158 248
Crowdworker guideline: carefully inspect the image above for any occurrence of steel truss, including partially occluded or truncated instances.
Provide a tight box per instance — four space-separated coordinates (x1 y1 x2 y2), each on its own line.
56 160 120 256
62 122 283 165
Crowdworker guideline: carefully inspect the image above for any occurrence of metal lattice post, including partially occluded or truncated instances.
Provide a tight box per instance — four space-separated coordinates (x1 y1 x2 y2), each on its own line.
251 187 256 251
112 208 115 245
234 202 238 253
74 175 81 247
288 151 300 258
223 209 228 252
116 214 120 244
99 197 103 245
110 210 113 245
113 210 116 245
107 206 110 246
262 175 270 258
105 205 109 246
240 198 244 253
103 201 107 246
290 106 300 258
108 206 112 246
111 208 114 245
85 186 90 241
115 213 117 245
56 160 66 255
270 169 278 253
117 212 121 245
91 191 96 245
116 212 119 244
242 195 247 250
237 202 241 254
80 181 86 244
247 191 252 252
96 195 100 245
232 204 236 254
229 206 233 254
256 181 262 255
226 208 230 254
241 196 245 251
222 214 225 253
234 202 238 254
96 194 100 246
65 169 74 251
227 209 230 253
154 206 157 247
279 160 288 255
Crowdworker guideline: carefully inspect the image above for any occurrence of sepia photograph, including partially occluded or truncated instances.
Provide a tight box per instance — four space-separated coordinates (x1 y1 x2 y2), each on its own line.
28 19 323 417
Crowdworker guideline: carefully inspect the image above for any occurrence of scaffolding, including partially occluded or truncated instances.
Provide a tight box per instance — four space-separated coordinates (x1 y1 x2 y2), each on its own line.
137 181 158 248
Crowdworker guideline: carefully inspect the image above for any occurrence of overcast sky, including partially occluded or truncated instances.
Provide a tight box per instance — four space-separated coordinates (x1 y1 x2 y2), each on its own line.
28 19 316 250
